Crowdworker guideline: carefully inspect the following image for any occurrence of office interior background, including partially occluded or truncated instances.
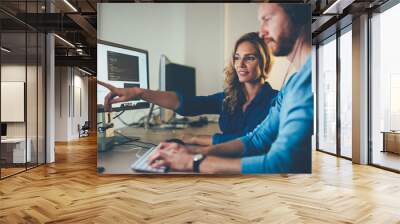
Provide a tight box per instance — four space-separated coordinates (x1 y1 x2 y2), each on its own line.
0 0 400 222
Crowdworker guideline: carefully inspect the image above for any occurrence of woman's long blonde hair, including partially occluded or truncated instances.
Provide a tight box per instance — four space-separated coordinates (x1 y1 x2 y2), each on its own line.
223 32 272 113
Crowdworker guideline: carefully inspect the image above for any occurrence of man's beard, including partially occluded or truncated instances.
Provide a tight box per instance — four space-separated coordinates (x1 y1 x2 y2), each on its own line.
273 30 298 57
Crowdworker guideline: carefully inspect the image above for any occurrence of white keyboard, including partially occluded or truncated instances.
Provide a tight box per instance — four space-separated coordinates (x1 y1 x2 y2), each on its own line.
131 147 168 173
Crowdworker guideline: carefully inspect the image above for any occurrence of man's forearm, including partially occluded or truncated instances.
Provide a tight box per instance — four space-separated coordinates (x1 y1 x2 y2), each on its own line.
199 157 241 174
199 140 244 157
192 135 212 146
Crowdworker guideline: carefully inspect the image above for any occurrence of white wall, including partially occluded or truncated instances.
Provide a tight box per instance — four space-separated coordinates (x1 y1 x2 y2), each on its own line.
1 65 26 138
54 67 89 141
55 67 68 141
184 4 225 96
98 3 186 90
72 73 89 137
2 64 46 163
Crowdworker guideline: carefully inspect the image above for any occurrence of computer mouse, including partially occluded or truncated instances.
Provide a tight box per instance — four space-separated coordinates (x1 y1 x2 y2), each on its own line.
164 138 185 145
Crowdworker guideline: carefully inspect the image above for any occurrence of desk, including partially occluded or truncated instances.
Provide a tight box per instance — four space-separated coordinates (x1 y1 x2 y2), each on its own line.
1 138 32 164
97 124 218 174
381 131 400 154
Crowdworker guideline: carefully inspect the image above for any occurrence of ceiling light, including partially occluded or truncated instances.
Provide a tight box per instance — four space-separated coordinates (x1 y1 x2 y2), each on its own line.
322 0 354 15
54 34 75 48
78 67 92 76
1 47 11 53
63 0 78 12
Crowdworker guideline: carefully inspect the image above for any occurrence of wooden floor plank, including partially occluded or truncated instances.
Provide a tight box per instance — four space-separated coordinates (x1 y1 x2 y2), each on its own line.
0 135 400 223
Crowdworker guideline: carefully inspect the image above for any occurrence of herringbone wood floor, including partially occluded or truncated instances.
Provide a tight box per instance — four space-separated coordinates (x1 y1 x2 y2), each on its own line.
1 135 400 223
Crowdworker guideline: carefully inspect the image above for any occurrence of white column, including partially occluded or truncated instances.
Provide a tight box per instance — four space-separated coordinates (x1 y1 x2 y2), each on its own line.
46 32 55 163
352 14 369 164
45 1 56 163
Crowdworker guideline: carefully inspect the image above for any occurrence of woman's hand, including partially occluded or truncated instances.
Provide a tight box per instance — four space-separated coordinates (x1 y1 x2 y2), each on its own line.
147 142 193 172
97 80 143 111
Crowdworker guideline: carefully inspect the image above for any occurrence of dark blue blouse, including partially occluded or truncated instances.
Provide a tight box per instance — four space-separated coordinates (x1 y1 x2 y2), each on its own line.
175 82 278 144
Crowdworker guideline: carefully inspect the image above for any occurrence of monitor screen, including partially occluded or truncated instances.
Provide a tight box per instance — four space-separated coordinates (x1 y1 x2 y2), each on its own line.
107 51 139 82
1 123 7 137
97 40 149 112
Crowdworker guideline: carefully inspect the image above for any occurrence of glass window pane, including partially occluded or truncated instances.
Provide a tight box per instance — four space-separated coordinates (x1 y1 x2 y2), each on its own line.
339 29 352 158
318 37 337 154
27 31 38 169
371 3 400 171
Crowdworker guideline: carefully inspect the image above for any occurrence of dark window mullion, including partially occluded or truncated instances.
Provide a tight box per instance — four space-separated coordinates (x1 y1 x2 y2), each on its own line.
25 0 28 171
336 29 341 157
316 44 320 151
36 0 39 167
367 11 373 166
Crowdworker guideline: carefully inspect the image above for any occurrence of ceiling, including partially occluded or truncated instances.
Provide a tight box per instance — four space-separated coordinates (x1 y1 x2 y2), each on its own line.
0 0 391 75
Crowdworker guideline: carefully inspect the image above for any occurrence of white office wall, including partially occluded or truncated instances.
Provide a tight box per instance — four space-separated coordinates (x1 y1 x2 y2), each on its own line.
1 82 25 122
98 3 186 90
1 65 26 82
54 67 89 141
184 4 225 96
1 65 26 138
2 64 46 164
224 3 259 62
55 67 69 141
72 73 89 138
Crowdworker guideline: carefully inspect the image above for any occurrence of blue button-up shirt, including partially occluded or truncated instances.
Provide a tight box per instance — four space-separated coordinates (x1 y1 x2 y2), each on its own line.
240 57 313 174
175 83 278 144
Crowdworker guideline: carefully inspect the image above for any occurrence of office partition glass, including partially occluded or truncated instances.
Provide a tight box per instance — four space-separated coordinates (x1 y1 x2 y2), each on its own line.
317 36 337 155
0 1 46 178
370 3 400 171
27 31 38 169
37 33 45 165
339 28 352 158
26 0 43 169
0 31 28 178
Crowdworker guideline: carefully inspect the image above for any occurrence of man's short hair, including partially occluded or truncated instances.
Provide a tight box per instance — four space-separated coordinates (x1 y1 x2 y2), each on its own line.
278 4 311 43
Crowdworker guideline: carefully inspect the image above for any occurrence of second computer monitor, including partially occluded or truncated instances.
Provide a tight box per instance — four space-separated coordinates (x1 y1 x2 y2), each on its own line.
159 55 196 98
165 63 196 97
1 123 7 138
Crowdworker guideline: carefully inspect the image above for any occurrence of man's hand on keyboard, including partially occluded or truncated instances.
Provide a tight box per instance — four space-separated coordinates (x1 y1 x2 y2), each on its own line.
147 142 193 172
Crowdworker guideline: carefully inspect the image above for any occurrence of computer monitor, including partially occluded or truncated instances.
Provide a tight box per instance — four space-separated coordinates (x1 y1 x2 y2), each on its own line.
1 123 7 138
97 40 150 112
159 55 196 97
159 55 196 121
